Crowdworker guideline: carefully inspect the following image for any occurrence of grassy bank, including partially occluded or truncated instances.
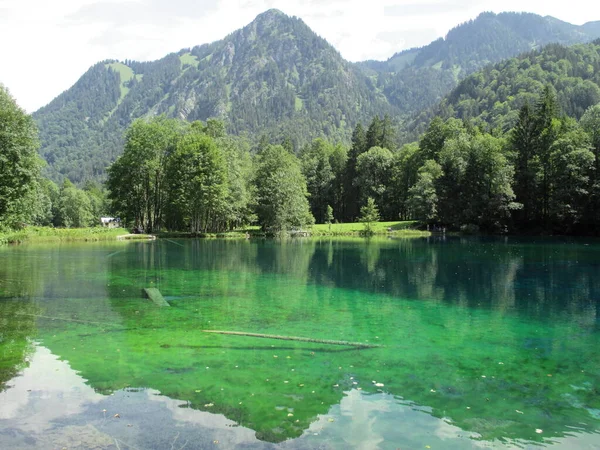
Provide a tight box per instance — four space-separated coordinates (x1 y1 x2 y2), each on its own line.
158 221 429 239
0 221 428 245
309 221 428 237
156 231 251 239
0 227 130 245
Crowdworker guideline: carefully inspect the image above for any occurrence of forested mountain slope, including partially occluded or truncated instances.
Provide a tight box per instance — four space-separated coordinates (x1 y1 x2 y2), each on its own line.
360 12 600 115
34 9 396 183
405 40 600 137
32 9 600 183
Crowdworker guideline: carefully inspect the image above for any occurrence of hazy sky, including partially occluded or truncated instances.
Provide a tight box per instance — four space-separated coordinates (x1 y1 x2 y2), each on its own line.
2 0 600 112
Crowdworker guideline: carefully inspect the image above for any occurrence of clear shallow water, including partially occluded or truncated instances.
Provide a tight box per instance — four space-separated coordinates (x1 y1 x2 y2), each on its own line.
1 237 600 449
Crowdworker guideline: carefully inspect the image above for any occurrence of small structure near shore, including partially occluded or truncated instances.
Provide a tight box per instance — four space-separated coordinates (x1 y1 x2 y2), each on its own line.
100 217 121 228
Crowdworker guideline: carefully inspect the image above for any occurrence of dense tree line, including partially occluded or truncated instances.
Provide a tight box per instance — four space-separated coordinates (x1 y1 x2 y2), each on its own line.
100 90 600 236
309 93 600 234
107 117 312 233
1 84 110 230
6 55 600 237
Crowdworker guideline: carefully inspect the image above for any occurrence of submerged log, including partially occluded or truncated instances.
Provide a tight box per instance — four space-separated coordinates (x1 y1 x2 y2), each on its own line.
202 330 382 348
143 288 170 307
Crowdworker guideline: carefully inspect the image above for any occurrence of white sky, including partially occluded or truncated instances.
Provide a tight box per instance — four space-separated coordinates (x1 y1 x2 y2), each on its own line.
1 0 600 113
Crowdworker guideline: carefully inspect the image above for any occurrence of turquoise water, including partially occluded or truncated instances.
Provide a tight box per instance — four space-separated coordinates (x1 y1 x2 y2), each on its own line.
0 237 599 449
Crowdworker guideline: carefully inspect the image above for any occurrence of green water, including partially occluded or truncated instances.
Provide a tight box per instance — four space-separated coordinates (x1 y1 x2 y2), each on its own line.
1 237 600 449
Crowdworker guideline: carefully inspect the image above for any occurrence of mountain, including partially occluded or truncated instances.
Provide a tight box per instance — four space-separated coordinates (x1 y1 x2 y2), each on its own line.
359 12 600 115
32 9 600 184
403 39 600 137
33 9 396 183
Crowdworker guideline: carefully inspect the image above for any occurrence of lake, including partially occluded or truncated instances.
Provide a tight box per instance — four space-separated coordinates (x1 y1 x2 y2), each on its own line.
1 236 599 449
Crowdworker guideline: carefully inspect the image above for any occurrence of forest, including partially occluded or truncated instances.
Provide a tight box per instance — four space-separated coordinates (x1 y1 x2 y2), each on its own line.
3 76 600 235
99 85 600 235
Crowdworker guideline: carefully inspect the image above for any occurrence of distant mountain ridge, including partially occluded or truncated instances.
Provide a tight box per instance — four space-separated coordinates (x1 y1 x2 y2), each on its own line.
359 12 600 114
31 9 600 183
365 13 600 73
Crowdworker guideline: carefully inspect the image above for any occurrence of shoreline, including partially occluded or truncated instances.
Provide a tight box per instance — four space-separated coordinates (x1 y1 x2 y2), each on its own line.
0 227 130 245
0 223 429 246
4 225 600 246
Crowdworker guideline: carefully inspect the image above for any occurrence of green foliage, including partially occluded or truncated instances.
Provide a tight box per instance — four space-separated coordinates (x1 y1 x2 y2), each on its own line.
408 160 443 222
219 135 256 229
108 117 253 233
355 146 394 219
365 115 396 151
300 139 335 224
254 145 314 233
328 143 347 222
325 205 334 230
421 41 600 135
21 11 600 236
359 197 380 235
31 178 59 226
580 104 600 225
549 124 594 227
438 132 517 230
167 130 228 232
389 143 420 220
0 227 128 245
107 117 181 232
403 90 600 233
55 179 94 228
342 123 368 221
0 85 42 229
309 220 424 236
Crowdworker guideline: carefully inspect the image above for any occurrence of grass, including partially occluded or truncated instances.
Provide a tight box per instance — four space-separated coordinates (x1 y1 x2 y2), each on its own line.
158 221 429 239
103 62 137 123
309 221 428 236
0 227 130 245
179 53 199 68
105 62 135 100
0 221 428 245
156 231 250 239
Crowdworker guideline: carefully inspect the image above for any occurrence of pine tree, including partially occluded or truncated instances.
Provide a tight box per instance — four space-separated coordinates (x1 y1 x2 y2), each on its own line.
342 123 367 221
511 103 538 225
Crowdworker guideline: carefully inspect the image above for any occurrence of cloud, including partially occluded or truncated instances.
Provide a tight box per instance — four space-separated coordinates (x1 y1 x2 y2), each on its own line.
0 8 11 22
67 0 220 27
0 345 104 431
385 2 474 16
376 29 440 52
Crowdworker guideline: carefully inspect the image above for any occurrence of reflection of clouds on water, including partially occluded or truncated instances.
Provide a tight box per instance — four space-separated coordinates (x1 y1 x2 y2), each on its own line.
0 345 598 449
146 390 261 446
0 344 485 449
303 389 485 449
0 345 103 431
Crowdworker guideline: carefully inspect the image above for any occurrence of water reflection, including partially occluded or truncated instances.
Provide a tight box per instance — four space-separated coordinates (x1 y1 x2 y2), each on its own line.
0 345 495 450
0 237 599 448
